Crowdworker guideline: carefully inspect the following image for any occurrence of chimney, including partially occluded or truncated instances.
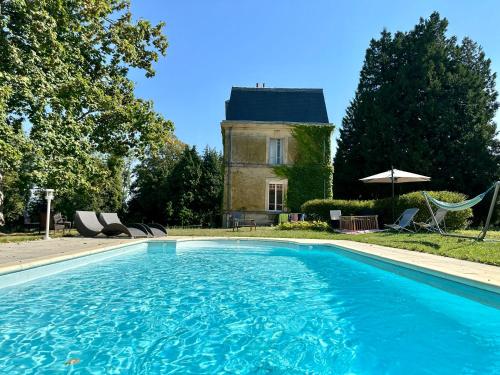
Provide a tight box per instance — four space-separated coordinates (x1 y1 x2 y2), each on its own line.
256 83 259 88
262 83 265 88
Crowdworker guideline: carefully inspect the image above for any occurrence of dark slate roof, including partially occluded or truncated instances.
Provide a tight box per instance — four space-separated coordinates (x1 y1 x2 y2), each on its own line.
225 87 329 123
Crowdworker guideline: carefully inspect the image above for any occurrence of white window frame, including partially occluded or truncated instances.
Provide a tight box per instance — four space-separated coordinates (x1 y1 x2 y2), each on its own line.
268 138 284 165
266 179 287 212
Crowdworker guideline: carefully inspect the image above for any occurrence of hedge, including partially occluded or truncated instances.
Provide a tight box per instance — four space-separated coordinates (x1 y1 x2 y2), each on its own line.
301 191 472 229
278 220 331 231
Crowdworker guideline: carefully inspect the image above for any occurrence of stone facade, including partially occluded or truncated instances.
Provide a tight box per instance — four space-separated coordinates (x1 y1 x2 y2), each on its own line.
221 87 332 227
222 121 303 227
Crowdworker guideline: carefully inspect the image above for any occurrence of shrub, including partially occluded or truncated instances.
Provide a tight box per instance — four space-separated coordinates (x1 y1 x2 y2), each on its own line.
301 199 376 222
277 220 331 231
301 191 472 229
392 191 472 229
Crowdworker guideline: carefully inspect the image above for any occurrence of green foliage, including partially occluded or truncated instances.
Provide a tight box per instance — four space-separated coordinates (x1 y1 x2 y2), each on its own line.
167 146 202 225
0 87 30 223
302 198 375 221
129 143 224 226
0 0 172 222
278 220 331 231
50 154 128 218
333 12 499 202
395 191 473 229
197 147 224 226
301 191 473 229
0 171 27 223
274 124 334 211
0 87 27 172
128 137 185 223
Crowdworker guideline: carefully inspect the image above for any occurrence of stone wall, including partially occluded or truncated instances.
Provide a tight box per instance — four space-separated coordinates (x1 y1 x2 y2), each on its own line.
221 120 329 227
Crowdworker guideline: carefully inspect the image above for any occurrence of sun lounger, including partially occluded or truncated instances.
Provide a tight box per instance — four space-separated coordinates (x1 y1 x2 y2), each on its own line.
384 208 419 233
74 211 137 238
98 212 149 238
144 223 168 237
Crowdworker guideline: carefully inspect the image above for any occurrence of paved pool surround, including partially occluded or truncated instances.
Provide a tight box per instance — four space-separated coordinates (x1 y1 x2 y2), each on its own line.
0 236 499 294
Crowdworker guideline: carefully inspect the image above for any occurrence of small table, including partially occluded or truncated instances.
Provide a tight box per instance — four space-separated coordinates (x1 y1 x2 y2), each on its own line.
340 215 379 232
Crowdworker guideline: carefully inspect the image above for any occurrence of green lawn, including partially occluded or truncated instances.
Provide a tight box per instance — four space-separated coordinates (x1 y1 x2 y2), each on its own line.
0 229 78 244
1 227 498 266
168 227 500 266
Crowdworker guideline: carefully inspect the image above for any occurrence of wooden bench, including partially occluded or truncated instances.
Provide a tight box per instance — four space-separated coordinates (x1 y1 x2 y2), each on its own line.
232 218 256 231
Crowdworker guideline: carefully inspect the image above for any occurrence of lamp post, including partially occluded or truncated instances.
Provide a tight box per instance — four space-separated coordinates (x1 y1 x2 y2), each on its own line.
391 166 395 221
44 189 54 240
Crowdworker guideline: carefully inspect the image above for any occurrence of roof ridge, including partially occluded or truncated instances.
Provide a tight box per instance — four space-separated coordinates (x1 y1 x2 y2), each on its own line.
231 86 323 92
226 86 329 123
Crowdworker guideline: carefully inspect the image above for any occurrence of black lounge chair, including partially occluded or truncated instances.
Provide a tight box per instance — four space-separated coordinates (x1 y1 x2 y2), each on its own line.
74 211 137 238
141 223 167 237
98 212 149 238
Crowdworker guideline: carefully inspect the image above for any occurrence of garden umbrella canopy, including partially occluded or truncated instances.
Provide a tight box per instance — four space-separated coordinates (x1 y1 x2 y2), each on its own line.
360 168 431 221
360 169 431 184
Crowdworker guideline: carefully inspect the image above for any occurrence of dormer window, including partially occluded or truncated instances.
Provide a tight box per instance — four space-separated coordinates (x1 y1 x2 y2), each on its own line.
269 138 283 165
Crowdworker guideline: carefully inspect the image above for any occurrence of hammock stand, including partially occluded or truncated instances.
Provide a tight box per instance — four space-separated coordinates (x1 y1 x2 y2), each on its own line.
422 181 500 242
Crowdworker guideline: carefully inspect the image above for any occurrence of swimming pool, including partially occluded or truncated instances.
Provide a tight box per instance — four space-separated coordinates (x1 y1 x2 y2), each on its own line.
0 239 498 374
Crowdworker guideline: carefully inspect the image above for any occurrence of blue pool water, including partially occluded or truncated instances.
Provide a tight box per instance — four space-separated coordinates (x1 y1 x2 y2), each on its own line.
0 240 499 374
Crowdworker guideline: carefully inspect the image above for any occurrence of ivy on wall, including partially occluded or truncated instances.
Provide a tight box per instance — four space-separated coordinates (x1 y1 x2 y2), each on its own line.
274 124 334 212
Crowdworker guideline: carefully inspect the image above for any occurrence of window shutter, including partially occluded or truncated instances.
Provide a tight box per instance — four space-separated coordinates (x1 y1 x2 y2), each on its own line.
269 139 277 164
276 139 282 164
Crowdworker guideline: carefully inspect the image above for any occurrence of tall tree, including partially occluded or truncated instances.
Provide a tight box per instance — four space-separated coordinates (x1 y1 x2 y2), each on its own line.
127 136 185 223
167 146 202 225
197 147 223 226
334 12 499 199
128 143 224 226
0 0 173 219
0 85 29 224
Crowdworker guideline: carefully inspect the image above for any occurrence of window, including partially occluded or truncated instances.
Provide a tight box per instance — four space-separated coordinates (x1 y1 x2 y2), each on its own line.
268 183 284 211
269 138 283 165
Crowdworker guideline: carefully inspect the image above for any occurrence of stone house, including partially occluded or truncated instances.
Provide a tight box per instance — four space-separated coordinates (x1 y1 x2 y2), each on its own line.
221 86 333 227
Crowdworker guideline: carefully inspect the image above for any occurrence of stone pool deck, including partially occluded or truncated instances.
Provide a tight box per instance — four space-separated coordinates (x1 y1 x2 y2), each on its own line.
0 237 139 276
0 236 499 293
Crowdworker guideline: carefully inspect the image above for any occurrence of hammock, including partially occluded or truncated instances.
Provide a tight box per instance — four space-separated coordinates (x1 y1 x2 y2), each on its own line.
422 184 495 212
421 182 500 241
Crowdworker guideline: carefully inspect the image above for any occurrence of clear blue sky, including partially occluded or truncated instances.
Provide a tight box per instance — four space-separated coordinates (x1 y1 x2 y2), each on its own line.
129 0 500 152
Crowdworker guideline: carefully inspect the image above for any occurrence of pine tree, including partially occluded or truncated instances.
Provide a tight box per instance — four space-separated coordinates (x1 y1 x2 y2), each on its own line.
128 138 184 223
197 147 223 226
333 12 499 199
167 146 202 225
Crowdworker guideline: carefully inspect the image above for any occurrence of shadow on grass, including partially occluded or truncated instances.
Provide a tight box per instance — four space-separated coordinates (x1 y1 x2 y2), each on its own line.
399 240 441 249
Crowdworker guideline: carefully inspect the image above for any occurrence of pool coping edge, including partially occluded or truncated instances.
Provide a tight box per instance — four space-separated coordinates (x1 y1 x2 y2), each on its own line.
0 236 498 295
0 239 149 276
167 237 500 294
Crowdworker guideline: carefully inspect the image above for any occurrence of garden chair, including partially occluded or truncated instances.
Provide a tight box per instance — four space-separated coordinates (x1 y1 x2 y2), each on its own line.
330 210 341 229
53 212 72 234
384 208 419 233
415 208 447 233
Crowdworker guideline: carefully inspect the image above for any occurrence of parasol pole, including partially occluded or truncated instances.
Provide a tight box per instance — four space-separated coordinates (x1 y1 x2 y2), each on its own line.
391 166 395 221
